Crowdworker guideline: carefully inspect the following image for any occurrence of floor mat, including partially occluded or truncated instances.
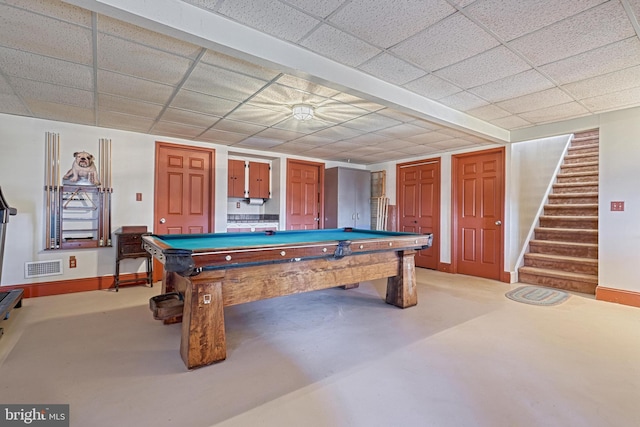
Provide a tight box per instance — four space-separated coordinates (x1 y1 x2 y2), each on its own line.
505 285 570 306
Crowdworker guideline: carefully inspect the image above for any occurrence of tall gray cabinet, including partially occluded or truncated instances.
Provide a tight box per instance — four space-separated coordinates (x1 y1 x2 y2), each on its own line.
324 167 371 229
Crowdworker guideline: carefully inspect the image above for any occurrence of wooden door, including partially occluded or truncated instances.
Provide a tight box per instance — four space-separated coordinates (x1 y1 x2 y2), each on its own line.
286 159 324 230
397 159 440 269
452 148 504 280
155 142 215 235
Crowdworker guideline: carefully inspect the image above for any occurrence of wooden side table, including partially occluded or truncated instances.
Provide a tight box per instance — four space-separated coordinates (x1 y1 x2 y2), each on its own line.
114 226 153 292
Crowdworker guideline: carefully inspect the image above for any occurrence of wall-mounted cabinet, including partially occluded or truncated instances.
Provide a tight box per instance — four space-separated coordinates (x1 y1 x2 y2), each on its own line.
227 159 247 198
248 161 270 199
227 159 271 199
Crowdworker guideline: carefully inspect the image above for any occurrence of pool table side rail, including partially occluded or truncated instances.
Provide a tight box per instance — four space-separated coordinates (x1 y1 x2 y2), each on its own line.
143 233 432 274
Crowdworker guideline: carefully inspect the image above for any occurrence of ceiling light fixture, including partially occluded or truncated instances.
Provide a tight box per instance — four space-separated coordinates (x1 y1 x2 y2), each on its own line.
292 104 315 121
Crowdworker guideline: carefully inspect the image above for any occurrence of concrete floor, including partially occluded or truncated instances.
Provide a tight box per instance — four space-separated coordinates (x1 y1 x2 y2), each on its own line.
0 269 639 426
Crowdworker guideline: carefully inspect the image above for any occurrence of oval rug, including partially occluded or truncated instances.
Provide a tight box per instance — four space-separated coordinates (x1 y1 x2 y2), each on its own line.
505 285 570 306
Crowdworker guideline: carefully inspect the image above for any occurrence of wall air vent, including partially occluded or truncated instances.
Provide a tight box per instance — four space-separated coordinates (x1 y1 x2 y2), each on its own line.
24 260 63 278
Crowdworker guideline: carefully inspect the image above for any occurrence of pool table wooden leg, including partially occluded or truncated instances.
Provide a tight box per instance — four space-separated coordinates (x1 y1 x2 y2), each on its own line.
385 249 418 308
180 274 227 369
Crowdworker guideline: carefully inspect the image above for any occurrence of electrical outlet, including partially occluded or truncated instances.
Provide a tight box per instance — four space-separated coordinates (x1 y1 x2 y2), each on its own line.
611 201 625 211
69 256 77 268
136 193 142 201
236 202 241 208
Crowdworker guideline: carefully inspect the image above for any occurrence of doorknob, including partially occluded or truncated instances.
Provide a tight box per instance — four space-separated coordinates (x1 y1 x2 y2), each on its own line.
159 218 166 224
495 220 502 226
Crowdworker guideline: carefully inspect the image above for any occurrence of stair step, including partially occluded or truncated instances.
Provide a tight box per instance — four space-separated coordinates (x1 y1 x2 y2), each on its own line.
518 266 597 294
563 153 599 164
529 240 598 258
553 182 598 194
544 204 598 216
539 215 598 229
534 227 598 243
568 143 599 155
571 133 600 145
556 171 598 183
560 161 599 174
548 193 598 204
523 253 598 274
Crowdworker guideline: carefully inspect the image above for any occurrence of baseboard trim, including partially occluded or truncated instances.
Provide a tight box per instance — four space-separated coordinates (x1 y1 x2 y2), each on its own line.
596 286 640 308
1 273 151 298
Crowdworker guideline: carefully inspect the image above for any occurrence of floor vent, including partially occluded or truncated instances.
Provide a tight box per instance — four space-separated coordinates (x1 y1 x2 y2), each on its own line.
25 260 63 278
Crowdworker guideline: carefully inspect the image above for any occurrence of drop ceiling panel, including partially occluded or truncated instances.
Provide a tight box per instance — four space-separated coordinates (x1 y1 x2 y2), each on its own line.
496 88 575 114
468 69 556 103
235 136 284 149
358 53 426 85
435 46 531 89
97 16 202 60
466 104 512 121
465 0 607 41
539 37 640 85
0 47 93 91
98 94 163 119
183 63 268 101
328 0 455 49
225 104 290 126
170 90 240 116
200 50 280 81
275 75 341 98
508 1 635 66
152 121 207 138
251 83 328 107
375 123 432 139
391 13 500 71
272 116 333 133
518 102 590 123
211 119 266 135
581 86 640 112
312 125 364 140
97 34 193 85
563 65 640 99
26 99 95 125
342 113 402 132
0 94 30 116
301 24 381 67
279 0 345 18
10 77 94 109
98 110 154 132
329 93 385 112
0 4 92 65
343 133 392 145
489 115 531 129
160 107 221 127
438 91 489 111
254 127 306 142
199 128 249 144
403 74 462 100
97 70 175 104
217 0 320 42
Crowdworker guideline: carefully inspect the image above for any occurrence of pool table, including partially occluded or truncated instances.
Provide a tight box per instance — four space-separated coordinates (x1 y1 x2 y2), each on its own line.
142 228 432 370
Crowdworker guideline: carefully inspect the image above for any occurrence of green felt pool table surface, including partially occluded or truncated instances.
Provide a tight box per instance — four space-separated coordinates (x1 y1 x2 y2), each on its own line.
149 228 423 251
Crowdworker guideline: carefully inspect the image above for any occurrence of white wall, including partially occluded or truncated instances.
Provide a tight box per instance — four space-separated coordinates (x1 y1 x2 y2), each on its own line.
509 134 572 270
599 107 640 293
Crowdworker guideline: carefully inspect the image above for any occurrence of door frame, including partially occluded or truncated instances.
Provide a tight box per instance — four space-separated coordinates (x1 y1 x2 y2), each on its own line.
285 159 325 230
450 147 506 281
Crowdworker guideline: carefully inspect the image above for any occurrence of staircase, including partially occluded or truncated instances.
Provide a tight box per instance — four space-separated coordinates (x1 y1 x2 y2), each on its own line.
518 130 599 294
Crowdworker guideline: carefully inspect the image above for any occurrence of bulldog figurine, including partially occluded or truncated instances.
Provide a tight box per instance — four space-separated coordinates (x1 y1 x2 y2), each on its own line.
63 151 100 185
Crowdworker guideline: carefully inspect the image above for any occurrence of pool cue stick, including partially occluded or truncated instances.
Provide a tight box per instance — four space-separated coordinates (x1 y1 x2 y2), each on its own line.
45 133 50 248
